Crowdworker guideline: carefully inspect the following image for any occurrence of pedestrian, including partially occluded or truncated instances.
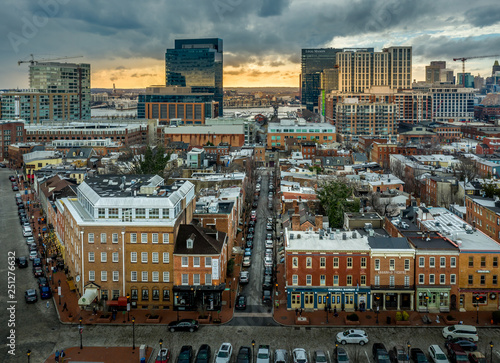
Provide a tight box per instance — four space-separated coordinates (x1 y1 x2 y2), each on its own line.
60 350 65 362
299 308 302 316
62 302 68 312
295 308 298 316
55 350 60 362
334 307 338 318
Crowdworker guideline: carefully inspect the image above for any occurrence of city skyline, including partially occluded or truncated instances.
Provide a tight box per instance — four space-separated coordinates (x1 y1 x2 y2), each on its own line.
1 0 499 89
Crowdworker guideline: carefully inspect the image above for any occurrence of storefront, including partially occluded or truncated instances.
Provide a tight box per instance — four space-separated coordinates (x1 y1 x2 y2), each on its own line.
173 284 225 311
416 287 451 312
371 290 414 311
286 286 371 311
459 289 500 311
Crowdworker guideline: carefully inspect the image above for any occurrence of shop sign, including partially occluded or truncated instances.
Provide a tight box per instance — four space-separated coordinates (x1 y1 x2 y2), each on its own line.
476 270 490 273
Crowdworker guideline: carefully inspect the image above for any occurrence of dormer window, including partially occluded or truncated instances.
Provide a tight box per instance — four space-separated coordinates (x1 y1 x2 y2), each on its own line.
187 233 195 249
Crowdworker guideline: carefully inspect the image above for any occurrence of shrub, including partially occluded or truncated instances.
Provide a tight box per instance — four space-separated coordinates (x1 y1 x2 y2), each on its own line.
402 311 410 321
347 313 359 321
492 311 500 324
395 312 402 321
447 314 456 321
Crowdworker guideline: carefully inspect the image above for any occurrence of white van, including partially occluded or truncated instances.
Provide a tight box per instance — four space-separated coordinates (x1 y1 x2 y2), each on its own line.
22 226 32 237
442 324 478 342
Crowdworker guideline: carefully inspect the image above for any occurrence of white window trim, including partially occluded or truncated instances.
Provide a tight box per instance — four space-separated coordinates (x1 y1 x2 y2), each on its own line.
131 252 137 263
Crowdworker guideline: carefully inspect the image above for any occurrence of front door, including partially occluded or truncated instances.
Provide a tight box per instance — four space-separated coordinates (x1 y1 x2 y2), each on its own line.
344 294 354 310
304 293 314 309
290 293 301 309
331 293 342 310
317 294 326 310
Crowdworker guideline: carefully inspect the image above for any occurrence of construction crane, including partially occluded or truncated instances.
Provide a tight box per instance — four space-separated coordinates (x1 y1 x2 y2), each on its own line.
18 54 83 66
453 54 500 87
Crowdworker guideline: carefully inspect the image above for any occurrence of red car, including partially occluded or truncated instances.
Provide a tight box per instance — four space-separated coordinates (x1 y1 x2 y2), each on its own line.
155 348 171 363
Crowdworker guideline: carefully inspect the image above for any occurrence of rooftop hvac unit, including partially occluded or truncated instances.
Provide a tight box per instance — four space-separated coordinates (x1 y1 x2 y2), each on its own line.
352 231 356 238
329 233 334 240
342 233 347 240
290 234 294 239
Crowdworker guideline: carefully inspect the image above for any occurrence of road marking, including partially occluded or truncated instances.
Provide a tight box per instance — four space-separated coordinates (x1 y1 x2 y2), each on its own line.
233 312 271 317
364 350 372 363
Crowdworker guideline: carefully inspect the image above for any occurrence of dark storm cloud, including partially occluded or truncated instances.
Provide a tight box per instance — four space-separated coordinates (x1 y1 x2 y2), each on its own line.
1 0 499 87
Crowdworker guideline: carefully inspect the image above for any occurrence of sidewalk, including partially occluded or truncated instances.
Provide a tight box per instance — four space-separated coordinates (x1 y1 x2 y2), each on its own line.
44 346 153 363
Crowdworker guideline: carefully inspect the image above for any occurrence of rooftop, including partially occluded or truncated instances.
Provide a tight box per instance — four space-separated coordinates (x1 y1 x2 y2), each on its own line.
285 228 370 252
367 236 412 250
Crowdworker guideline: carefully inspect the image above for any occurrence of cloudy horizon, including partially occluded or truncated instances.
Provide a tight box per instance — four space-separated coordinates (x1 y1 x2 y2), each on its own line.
1 0 499 89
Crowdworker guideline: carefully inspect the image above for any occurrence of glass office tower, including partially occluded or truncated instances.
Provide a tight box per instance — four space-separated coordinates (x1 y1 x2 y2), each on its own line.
165 38 223 114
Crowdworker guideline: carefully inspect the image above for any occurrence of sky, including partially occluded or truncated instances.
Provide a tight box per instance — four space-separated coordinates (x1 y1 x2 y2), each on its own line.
1 0 500 89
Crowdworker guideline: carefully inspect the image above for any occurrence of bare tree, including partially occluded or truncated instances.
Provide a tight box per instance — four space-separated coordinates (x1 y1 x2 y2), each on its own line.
455 156 478 182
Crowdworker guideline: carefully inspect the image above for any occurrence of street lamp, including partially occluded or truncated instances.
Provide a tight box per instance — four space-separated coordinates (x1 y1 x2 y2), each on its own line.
132 316 136 350
325 296 329 323
27 349 31 363
375 296 380 324
490 341 494 363
475 295 480 324
407 341 411 361
79 317 83 349
159 338 163 351
252 340 255 363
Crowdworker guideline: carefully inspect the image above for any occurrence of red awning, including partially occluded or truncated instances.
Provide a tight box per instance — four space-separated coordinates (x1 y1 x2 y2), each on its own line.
107 296 128 307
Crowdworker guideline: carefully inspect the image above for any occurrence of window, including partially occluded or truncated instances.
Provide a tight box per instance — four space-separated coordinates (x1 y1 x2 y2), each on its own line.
361 258 366 268
360 275 366 286
108 208 118 219
306 275 312 285
88 233 94 243
142 289 148 301
163 233 169 244
131 252 137 263
320 275 326 286
141 252 148 263
404 275 410 287
89 270 95 281
389 275 395 287
150 208 159 219
468 275 473 285
98 208 105 218
193 257 200 267
181 274 188 285
131 271 137 282
445 274 454 285
193 274 200 285
292 275 298 285
419 257 425 267
112 252 118 263
152 252 159 264
389 259 395 270
141 233 147 244
113 271 119 281
205 273 212 285
347 257 353 268
100 233 106 243
292 257 298 268
480 275 486 285
375 275 380 287
101 271 107 281
419 274 424 284
101 252 107 263
493 275 498 285
333 275 339 286
429 257 435 268
181 257 188 267
88 252 94 262
469 257 474 267
333 257 339 268
346 275 352 286
320 257 326 268
451 257 456 268
163 289 170 301
375 259 380 270
205 257 212 267
152 271 159 282
142 271 148 282
404 259 410 270
136 208 145 219
163 252 170 263
429 274 435 284
152 288 160 301
130 233 137 243
440 257 446 268
440 274 446 284
306 257 312 268
152 233 158 244
481 256 486 268
163 271 170 282
494 257 498 268
112 233 118 244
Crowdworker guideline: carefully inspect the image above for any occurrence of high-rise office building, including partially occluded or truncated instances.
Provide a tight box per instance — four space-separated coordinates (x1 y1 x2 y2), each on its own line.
165 38 223 114
425 61 446 83
492 60 500 76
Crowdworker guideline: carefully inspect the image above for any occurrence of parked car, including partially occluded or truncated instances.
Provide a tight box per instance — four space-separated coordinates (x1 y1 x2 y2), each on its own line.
264 266 273 277
29 250 38 260
168 319 199 332
266 224 273 231
445 338 477 352
38 277 49 288
249 220 256 227
336 330 369 345
195 344 211 363
40 286 52 299
243 256 251 267
427 345 448 363
248 227 255 233
246 240 253 249
176 346 193 363
32 258 42 267
334 346 349 362
262 275 273 290
372 343 390 363
262 290 272 304
265 240 273 249
313 350 327 363
26 236 35 244
247 233 254 241
442 325 478 342
468 352 487 363
155 348 171 363
410 348 429 362
390 345 409 363
266 233 273 240
25 289 38 303
33 266 44 277
274 349 288 363
264 256 273 267
235 295 247 310
292 349 308 363
252 202 258 208
215 343 233 363
244 248 252 257
237 347 251 363
16 256 28 268
445 344 468 363
239 271 249 284
257 345 271 363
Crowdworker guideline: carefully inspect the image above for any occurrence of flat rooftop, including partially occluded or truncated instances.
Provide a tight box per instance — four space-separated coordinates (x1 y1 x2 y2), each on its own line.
285 229 370 252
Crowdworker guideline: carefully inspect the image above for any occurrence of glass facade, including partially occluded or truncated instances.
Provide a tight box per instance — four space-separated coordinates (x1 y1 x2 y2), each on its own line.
165 39 223 114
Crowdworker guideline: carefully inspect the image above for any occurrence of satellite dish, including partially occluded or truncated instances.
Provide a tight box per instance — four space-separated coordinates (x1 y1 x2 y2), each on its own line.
76 275 81 282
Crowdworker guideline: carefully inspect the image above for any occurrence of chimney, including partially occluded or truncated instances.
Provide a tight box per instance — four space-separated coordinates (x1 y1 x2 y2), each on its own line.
315 215 323 230
292 214 300 231
293 199 298 210
294 202 300 214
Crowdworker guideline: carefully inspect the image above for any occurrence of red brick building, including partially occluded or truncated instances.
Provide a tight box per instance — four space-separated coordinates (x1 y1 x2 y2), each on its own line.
0 121 26 161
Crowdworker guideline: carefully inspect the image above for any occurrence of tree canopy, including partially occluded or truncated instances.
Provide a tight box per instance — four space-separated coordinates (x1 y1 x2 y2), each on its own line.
132 145 171 177
317 180 360 228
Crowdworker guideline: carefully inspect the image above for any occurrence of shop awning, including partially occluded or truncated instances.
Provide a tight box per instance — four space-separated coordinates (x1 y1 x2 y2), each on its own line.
67 279 76 291
106 296 128 307
78 288 98 306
